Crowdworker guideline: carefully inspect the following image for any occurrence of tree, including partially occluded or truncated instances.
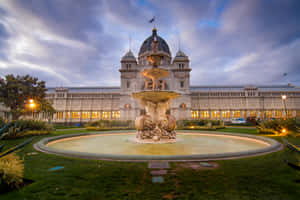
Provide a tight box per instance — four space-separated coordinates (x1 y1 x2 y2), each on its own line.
0 74 55 120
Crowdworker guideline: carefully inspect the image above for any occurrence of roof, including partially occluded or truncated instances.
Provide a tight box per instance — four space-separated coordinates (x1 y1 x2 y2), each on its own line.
121 50 136 61
138 28 171 56
190 85 300 92
47 87 120 93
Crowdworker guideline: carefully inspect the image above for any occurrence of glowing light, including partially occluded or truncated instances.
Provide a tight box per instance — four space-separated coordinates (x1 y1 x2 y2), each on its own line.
281 95 287 100
29 103 35 108
282 128 287 134
29 99 34 103
190 126 195 129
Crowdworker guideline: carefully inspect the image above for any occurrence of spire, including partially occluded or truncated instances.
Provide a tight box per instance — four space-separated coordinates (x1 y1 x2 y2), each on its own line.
152 26 157 36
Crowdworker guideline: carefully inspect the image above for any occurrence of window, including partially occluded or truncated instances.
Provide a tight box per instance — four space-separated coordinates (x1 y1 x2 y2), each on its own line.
201 111 209 119
82 112 90 119
212 111 220 119
264 111 272 118
124 104 131 109
178 63 185 69
102 111 110 119
112 111 120 119
56 112 63 119
222 111 230 119
191 111 199 119
72 112 80 119
180 103 186 108
180 81 184 88
126 64 131 69
66 112 70 119
249 111 257 118
127 81 130 88
274 110 282 118
92 112 100 119
232 111 241 118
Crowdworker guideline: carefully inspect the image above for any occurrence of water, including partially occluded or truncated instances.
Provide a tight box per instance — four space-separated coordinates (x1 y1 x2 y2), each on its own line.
48 133 269 156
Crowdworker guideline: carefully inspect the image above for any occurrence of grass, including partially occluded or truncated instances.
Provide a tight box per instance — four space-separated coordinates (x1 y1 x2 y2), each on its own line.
1 128 300 199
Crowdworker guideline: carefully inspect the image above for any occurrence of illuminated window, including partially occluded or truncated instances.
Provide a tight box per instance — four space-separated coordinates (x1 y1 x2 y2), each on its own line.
72 112 80 119
201 111 209 119
264 111 272 118
222 111 230 119
92 112 100 119
82 112 90 119
102 111 110 119
180 103 186 108
66 112 70 119
232 111 241 118
191 111 199 119
275 110 282 118
56 112 63 119
125 104 131 109
212 111 220 119
249 111 257 118
112 111 120 119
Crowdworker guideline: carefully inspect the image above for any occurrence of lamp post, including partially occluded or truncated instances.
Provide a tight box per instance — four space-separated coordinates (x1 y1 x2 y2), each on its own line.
29 99 36 119
281 95 287 119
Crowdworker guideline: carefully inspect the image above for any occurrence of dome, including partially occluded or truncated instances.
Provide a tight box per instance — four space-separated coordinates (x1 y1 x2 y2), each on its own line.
138 28 171 57
121 50 136 61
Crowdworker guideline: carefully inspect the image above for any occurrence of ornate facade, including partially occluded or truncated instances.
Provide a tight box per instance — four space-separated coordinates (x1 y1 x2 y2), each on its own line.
1 28 300 123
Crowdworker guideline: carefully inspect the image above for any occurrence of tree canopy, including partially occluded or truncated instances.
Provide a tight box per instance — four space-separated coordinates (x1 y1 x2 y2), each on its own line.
0 74 55 120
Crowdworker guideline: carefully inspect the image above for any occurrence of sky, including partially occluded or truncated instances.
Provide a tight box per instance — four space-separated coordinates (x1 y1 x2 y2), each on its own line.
0 0 299 87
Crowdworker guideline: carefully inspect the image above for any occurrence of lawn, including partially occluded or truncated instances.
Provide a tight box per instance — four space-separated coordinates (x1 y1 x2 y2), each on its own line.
1 128 300 200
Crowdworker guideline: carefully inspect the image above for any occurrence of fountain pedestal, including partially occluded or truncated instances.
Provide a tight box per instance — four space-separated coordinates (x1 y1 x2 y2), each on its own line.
131 35 180 143
133 91 179 143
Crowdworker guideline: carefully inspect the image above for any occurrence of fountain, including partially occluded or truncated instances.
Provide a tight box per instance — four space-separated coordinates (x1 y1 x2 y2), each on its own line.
132 36 180 143
34 28 282 161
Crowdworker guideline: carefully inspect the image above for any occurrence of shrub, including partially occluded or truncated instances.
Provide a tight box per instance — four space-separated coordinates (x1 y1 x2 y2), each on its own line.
0 119 53 139
86 120 134 129
176 120 222 128
0 153 24 190
257 118 300 135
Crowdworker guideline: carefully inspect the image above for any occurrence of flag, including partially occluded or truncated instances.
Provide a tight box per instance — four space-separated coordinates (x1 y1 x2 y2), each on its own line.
149 16 155 23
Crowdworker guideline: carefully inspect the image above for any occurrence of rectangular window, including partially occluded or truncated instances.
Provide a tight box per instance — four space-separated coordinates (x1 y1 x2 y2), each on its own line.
191 111 199 119
180 81 184 88
249 111 257 118
92 112 100 119
72 112 80 119
264 111 272 118
112 111 120 119
232 111 241 118
274 110 282 118
102 111 110 119
66 112 70 119
56 112 63 119
222 111 230 119
212 111 220 119
82 112 90 119
201 111 209 119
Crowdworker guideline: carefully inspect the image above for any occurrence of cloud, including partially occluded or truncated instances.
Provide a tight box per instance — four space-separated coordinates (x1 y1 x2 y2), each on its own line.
0 0 299 87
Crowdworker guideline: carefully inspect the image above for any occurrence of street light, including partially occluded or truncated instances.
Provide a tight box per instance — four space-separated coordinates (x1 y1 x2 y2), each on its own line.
29 99 36 119
281 95 287 119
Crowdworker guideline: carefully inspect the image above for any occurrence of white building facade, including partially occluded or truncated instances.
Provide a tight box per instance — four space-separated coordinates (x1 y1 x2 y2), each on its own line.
1 29 300 123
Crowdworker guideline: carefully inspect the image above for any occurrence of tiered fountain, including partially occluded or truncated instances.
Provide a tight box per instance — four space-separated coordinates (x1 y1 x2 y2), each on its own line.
132 36 180 143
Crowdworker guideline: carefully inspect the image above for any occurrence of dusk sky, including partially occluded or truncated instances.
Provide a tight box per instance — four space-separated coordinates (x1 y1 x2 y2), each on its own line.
0 0 299 87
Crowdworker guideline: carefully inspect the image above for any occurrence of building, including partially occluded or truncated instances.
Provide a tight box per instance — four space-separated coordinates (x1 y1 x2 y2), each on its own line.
1 28 300 123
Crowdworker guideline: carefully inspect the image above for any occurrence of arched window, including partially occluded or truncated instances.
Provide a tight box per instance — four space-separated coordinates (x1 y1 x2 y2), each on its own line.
180 103 186 108
124 104 131 109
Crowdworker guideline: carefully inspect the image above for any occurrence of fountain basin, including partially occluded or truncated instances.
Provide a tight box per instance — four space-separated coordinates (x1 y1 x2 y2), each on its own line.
34 131 282 161
132 91 180 103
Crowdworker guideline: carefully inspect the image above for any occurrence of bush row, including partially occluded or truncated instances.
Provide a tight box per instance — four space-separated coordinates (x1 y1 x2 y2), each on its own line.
86 120 135 128
257 118 300 135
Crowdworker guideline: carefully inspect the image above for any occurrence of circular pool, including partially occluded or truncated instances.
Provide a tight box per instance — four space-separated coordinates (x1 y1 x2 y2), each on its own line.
35 131 282 161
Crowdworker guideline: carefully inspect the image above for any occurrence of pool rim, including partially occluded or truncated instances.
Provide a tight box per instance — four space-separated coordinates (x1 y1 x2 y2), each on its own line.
34 130 283 162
